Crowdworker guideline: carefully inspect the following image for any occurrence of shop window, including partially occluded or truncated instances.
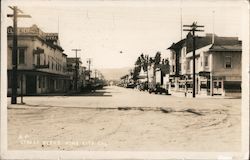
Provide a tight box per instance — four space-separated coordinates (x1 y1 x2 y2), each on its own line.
200 81 207 89
225 56 232 68
224 81 241 90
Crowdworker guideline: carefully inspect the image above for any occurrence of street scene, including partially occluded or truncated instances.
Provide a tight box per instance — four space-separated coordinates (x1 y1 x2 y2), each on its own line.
2 0 247 158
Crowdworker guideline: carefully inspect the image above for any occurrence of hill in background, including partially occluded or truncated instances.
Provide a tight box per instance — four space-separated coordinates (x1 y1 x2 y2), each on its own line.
98 67 132 81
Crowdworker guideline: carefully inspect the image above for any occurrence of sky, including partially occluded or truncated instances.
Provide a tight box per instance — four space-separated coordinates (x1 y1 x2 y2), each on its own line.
2 0 246 69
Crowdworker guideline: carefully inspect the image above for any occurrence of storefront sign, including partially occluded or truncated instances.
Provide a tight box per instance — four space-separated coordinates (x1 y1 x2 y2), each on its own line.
45 33 58 41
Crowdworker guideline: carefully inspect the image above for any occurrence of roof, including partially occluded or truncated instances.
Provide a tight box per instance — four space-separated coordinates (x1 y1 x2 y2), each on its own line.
62 53 68 57
7 25 64 52
168 39 186 50
209 44 242 52
167 33 241 53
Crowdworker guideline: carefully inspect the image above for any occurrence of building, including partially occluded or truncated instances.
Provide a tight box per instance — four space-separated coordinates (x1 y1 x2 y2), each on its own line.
167 33 242 97
66 57 87 91
7 24 70 95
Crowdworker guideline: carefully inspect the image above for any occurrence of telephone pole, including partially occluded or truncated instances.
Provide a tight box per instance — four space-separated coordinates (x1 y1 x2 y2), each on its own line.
7 6 31 104
87 58 92 80
183 22 204 98
71 49 81 91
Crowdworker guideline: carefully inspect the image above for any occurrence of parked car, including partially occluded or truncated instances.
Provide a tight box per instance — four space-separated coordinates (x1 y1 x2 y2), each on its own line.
126 83 136 88
138 82 148 91
148 84 169 95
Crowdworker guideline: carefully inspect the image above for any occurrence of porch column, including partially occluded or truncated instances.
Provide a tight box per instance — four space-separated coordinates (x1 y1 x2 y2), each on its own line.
210 73 213 96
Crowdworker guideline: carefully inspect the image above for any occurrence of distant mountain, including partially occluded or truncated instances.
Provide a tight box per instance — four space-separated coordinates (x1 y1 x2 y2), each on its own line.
98 67 132 80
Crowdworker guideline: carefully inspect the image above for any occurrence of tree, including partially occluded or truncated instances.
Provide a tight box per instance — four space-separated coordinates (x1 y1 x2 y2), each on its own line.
154 51 161 65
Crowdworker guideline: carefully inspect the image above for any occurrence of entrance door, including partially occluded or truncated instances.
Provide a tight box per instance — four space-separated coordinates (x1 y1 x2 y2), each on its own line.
26 75 37 94
213 80 223 95
49 79 55 92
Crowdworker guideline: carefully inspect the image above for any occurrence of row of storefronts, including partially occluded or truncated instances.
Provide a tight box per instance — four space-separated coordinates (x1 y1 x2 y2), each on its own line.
129 33 242 97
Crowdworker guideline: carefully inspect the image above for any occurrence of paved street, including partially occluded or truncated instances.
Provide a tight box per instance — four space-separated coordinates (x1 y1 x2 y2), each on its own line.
8 86 241 151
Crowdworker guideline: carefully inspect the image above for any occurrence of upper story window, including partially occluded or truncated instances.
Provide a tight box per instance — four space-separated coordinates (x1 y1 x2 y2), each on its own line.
18 48 26 64
37 54 40 66
187 60 190 70
225 56 232 68
204 55 209 67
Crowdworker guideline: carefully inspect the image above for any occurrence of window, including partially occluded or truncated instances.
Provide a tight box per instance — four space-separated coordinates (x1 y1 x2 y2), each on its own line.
172 65 175 72
37 54 40 66
187 61 190 70
44 55 46 65
225 56 232 68
204 55 209 67
18 48 25 64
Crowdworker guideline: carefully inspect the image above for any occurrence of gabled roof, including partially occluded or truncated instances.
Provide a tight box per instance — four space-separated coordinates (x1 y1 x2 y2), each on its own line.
168 39 186 50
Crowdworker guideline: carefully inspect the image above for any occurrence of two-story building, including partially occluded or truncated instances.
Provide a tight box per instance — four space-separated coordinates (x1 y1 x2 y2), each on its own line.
7 24 70 95
168 33 242 97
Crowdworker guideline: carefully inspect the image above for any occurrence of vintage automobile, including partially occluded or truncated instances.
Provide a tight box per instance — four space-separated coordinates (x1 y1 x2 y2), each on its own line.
148 83 169 95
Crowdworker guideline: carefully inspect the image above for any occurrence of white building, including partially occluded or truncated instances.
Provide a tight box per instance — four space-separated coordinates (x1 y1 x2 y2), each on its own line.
7 24 70 95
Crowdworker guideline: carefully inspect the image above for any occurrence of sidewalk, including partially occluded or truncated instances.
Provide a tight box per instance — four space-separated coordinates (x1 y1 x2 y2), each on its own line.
169 91 241 99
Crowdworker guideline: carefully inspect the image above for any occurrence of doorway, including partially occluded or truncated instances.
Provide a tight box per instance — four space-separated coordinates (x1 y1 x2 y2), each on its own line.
26 75 37 94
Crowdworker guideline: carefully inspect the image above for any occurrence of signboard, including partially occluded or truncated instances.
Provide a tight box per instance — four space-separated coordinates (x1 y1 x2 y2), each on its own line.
7 25 58 43
45 33 58 41
7 26 39 35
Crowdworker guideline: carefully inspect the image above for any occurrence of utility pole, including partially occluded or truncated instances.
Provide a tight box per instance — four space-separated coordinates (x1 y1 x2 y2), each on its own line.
144 54 149 89
71 49 81 91
87 58 92 79
183 22 204 98
7 6 31 104
94 70 97 80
